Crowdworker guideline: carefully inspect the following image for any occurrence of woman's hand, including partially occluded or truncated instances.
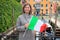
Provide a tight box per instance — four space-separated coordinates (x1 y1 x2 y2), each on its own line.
24 23 29 28
33 31 36 36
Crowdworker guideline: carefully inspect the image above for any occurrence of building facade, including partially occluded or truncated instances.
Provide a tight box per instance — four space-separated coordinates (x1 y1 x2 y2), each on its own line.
52 0 60 13
21 0 60 14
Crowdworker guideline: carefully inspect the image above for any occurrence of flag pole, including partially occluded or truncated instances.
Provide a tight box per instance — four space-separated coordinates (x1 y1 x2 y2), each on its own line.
23 28 28 37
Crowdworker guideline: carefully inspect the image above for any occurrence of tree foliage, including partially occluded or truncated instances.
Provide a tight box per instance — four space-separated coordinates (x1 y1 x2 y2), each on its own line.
16 0 21 2
0 0 22 32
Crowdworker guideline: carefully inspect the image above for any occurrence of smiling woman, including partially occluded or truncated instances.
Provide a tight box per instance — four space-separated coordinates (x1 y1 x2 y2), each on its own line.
16 4 35 40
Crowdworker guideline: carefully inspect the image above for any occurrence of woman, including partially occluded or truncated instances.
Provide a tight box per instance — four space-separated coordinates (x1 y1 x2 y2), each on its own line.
16 4 35 40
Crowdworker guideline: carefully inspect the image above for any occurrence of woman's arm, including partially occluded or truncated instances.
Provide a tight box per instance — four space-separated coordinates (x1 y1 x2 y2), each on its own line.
16 17 26 31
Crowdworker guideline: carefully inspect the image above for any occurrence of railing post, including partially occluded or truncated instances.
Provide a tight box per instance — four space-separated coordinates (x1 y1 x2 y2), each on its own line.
1 37 4 40
35 32 40 40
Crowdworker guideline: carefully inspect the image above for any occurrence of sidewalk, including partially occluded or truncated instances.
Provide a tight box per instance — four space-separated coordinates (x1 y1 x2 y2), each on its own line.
51 17 60 28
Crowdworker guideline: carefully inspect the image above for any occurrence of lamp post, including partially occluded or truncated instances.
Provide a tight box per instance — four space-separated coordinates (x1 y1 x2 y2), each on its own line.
34 3 41 16
52 0 58 39
34 0 41 40
34 0 41 16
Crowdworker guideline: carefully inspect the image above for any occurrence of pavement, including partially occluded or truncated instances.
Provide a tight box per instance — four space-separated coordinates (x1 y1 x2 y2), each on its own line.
50 15 60 28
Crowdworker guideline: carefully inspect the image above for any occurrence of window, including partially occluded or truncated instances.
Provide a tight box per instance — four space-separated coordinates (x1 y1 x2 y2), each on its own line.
41 9 43 11
51 4 52 7
28 0 30 2
41 4 43 7
46 4 48 7
34 3 40 9
34 0 35 1
34 0 37 2
46 9 48 14
42 0 43 1
41 9 43 14
34 0 41 2
46 0 48 1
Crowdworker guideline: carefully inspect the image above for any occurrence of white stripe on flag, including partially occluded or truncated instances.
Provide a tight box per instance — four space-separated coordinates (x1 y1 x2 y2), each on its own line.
34 20 43 32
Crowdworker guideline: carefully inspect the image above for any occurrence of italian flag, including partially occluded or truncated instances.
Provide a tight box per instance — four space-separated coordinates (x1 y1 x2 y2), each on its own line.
28 16 47 32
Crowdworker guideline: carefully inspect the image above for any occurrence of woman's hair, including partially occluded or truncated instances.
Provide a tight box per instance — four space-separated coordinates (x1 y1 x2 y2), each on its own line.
23 4 32 15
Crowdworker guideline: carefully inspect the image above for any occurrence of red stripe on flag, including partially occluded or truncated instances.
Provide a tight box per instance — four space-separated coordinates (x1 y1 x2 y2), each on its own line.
40 24 47 32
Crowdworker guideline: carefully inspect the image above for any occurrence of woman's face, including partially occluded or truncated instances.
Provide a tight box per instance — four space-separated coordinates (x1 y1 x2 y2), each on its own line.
24 5 30 14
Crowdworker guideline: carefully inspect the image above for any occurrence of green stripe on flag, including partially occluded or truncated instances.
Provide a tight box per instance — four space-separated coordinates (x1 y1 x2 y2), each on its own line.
28 16 38 30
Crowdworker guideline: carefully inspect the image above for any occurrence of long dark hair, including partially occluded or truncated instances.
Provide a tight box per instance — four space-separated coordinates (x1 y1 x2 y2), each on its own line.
23 4 32 15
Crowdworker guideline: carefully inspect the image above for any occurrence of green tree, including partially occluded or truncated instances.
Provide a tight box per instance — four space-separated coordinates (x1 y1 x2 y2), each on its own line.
0 0 22 32
16 0 21 2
